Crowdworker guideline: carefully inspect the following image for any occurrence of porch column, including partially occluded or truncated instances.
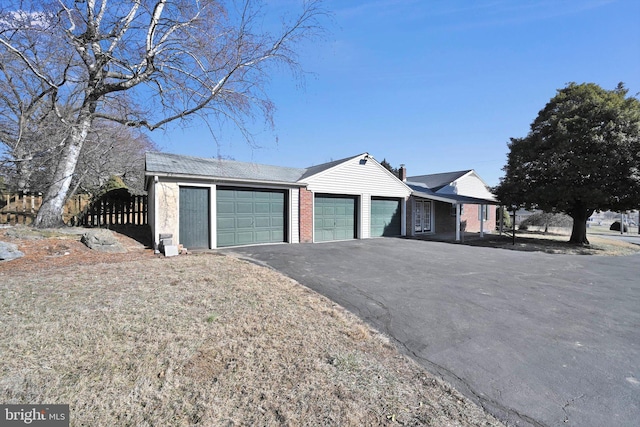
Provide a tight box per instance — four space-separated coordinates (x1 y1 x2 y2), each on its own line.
455 203 461 241
480 203 484 238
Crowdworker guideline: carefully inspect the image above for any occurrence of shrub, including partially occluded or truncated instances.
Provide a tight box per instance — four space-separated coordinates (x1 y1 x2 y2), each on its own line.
610 221 628 232
496 207 512 230
520 212 573 229
94 175 127 199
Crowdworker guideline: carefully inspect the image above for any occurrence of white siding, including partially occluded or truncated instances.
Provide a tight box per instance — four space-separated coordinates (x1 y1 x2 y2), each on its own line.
304 155 410 241
438 172 496 200
401 198 406 236
361 194 370 239
290 188 299 244
304 155 412 198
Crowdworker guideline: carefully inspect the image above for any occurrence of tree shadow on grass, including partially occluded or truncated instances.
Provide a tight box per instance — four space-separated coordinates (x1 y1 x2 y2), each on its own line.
461 232 640 256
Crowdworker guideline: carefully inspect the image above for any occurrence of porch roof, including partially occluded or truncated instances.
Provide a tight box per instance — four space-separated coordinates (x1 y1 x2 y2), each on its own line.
409 184 497 205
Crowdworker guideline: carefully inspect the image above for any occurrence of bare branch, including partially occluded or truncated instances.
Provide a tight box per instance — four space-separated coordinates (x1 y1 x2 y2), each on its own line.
106 0 140 57
0 38 58 89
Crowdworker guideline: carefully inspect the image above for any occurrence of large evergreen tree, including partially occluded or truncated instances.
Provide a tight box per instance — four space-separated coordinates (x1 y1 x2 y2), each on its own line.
495 82 640 244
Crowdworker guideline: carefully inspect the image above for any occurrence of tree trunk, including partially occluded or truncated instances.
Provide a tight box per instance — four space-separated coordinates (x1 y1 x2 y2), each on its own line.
568 206 594 245
34 116 91 228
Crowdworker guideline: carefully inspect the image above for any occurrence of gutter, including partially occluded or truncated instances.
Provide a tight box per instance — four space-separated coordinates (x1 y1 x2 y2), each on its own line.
145 171 308 188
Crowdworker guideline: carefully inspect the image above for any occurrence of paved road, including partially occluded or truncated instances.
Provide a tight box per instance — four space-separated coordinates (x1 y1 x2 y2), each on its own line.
226 238 640 427
590 231 640 245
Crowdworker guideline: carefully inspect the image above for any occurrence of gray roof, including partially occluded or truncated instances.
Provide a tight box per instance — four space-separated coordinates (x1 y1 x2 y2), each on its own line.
145 152 306 184
145 152 491 203
299 154 362 180
407 183 495 204
407 170 471 192
406 169 497 205
145 152 368 184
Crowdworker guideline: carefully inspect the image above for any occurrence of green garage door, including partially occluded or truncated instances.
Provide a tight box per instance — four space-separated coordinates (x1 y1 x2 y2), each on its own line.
217 188 286 247
314 195 357 242
370 198 401 237
179 186 210 249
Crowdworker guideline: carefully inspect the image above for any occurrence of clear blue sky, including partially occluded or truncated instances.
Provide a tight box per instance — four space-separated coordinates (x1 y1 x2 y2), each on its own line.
154 0 640 187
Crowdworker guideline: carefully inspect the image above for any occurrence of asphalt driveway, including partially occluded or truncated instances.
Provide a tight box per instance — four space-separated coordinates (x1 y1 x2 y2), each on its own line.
226 238 640 427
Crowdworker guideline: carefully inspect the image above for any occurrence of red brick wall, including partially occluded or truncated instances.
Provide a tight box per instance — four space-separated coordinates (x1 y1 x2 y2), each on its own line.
405 198 413 236
461 204 496 233
299 188 313 243
432 201 497 234
404 198 497 236
434 201 456 233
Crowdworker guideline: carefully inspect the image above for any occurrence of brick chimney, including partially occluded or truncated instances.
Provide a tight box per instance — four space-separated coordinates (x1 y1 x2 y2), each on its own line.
399 164 407 182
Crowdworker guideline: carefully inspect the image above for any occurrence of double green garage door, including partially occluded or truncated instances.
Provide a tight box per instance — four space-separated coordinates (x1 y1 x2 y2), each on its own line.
314 195 401 242
179 187 286 249
179 187 401 248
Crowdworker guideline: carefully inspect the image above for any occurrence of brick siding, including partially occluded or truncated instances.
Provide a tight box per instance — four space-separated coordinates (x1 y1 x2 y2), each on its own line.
461 204 496 233
299 188 313 243
405 199 414 236
408 197 496 235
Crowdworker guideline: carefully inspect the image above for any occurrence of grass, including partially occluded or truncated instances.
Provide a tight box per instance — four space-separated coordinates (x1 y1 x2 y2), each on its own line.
0 252 502 426
587 223 639 236
465 229 640 256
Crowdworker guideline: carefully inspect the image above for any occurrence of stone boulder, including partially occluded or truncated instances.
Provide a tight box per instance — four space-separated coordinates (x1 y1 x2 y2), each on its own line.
80 229 127 253
0 241 25 262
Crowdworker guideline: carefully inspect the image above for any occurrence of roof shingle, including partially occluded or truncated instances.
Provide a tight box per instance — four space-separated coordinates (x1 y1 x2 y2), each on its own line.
145 152 306 183
406 170 471 191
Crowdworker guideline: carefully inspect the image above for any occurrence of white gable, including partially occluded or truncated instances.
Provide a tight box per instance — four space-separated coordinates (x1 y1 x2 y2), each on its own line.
303 154 411 198
437 171 496 201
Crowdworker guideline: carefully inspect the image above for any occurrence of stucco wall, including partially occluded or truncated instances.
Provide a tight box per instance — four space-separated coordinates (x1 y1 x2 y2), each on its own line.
153 181 179 246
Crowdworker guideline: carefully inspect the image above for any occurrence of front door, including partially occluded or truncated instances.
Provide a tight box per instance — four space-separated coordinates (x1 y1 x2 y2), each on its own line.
414 200 431 233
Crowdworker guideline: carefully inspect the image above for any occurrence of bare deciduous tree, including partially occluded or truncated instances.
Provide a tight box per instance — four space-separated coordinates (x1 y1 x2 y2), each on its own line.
0 0 325 227
0 110 154 195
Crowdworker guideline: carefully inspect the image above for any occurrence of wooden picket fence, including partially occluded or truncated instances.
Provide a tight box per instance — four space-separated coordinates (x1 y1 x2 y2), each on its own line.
0 192 90 225
78 189 147 227
0 190 147 226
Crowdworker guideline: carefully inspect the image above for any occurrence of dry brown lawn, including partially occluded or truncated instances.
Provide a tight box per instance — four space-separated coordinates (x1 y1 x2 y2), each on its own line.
466 230 640 256
0 227 502 426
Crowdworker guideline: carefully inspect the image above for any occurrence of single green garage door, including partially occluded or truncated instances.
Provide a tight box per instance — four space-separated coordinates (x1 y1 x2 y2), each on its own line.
314 195 357 242
370 198 401 237
179 186 210 249
216 188 286 247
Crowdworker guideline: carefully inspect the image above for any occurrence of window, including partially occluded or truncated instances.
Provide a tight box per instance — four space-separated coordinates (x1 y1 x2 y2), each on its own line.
478 205 490 221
